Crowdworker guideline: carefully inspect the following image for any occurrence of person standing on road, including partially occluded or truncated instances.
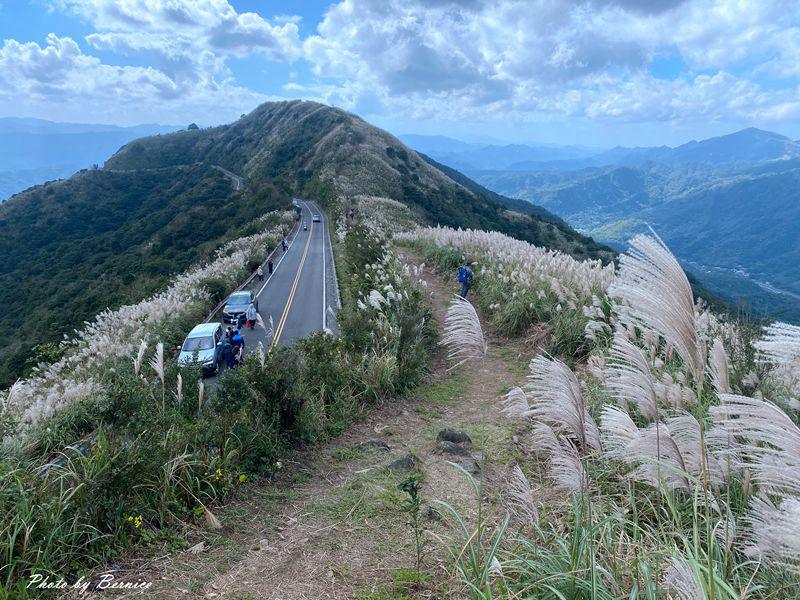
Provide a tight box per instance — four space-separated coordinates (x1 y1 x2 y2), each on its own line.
232 330 244 352
268 259 274 275
282 238 288 252
257 266 264 282
457 261 475 298
246 303 257 330
222 339 235 369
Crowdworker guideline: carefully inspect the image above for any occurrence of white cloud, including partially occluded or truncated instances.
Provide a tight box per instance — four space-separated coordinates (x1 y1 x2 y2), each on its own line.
302 0 800 125
55 0 302 59
3 0 800 130
0 34 272 124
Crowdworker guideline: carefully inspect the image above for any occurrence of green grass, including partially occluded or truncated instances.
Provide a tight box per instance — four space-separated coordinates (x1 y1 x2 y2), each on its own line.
307 468 405 524
496 346 528 377
456 422 520 463
414 406 444 422
419 369 468 405
355 568 428 600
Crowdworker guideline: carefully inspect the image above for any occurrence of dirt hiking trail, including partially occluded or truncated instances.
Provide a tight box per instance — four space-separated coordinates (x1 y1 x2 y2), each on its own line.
96 250 542 600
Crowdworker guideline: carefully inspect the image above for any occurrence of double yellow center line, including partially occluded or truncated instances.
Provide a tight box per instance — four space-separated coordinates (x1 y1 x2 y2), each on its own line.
270 220 314 350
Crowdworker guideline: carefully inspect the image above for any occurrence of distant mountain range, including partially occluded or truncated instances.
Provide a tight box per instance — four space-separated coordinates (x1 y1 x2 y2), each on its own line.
401 128 800 321
0 118 179 200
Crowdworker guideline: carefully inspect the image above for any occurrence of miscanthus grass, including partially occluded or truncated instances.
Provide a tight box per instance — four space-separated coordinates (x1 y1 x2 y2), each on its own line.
1 211 294 451
421 226 800 598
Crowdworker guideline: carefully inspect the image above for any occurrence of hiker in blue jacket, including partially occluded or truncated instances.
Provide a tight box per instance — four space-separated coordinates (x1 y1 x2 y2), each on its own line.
457 261 474 298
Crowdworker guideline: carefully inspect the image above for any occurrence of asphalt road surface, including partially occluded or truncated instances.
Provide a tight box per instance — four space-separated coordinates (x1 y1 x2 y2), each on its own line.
208 200 339 381
211 165 244 191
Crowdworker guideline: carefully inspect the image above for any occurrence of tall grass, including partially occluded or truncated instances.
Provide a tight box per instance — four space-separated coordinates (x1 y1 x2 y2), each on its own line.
0 205 438 594
424 227 800 598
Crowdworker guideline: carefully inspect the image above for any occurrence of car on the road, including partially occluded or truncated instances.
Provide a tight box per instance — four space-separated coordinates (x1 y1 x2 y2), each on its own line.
178 322 223 374
303 221 307 231
222 290 258 323
312 214 321 223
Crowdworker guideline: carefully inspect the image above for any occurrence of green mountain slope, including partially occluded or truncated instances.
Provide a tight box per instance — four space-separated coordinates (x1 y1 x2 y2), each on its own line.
0 100 613 387
0 165 288 387
107 100 613 260
474 158 800 321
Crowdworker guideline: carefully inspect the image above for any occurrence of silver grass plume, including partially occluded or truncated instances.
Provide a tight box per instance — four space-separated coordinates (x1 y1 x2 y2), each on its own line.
133 339 147 377
3 379 22 414
531 423 588 494
600 405 691 491
662 555 706 600
197 381 204 415
740 494 800 573
711 394 800 496
609 231 704 381
500 386 530 420
508 465 538 524
710 338 731 394
204 506 223 530
714 513 736 552
174 373 183 405
441 295 487 370
666 412 727 486
149 342 165 384
755 321 800 367
256 342 266 369
604 332 658 420
754 321 800 395
527 355 601 454
598 405 639 460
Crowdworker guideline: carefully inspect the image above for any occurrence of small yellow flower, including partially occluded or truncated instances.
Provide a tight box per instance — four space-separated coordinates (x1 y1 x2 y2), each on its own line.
238 474 247 483
134 515 143 528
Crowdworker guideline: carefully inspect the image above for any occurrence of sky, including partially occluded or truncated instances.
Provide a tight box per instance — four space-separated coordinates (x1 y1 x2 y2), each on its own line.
1 0 800 146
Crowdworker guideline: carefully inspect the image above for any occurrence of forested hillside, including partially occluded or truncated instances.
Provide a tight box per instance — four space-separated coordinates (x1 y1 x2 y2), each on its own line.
473 157 800 320
107 101 613 261
0 165 288 386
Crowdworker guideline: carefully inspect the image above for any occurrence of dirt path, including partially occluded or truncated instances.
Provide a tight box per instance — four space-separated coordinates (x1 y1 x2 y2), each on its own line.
106 251 536 600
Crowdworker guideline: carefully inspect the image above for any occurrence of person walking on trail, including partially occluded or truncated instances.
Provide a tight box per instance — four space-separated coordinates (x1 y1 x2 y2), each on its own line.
457 261 475 298
268 259 274 275
257 266 264 282
282 238 288 252
245 303 257 330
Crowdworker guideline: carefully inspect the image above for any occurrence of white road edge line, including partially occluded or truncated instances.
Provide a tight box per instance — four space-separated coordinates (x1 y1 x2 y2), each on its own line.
321 202 327 330
255 201 307 299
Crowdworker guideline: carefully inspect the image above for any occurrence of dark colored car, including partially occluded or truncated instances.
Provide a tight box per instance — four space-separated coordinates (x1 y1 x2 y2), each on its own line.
222 290 258 323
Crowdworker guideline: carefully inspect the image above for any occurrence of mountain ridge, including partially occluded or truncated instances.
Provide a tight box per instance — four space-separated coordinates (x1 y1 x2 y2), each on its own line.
0 100 613 387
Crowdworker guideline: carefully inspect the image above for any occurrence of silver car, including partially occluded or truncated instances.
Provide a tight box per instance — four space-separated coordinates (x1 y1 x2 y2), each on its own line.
178 323 223 374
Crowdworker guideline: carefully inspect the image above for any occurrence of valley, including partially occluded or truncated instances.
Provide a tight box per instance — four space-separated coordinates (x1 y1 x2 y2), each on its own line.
404 129 800 322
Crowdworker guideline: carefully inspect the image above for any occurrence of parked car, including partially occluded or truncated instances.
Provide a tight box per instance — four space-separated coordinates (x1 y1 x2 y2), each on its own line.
312 214 321 223
222 290 257 323
178 323 223 374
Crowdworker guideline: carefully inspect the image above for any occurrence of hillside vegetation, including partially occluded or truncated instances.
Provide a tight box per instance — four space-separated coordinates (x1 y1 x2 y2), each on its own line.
0 101 613 387
107 101 613 261
474 156 800 321
0 165 289 387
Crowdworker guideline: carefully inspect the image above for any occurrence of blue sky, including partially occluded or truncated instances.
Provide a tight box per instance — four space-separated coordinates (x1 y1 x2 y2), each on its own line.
1 0 800 146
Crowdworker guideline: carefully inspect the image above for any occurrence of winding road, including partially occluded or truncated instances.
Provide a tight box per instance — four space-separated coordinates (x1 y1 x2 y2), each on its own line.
209 200 339 380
